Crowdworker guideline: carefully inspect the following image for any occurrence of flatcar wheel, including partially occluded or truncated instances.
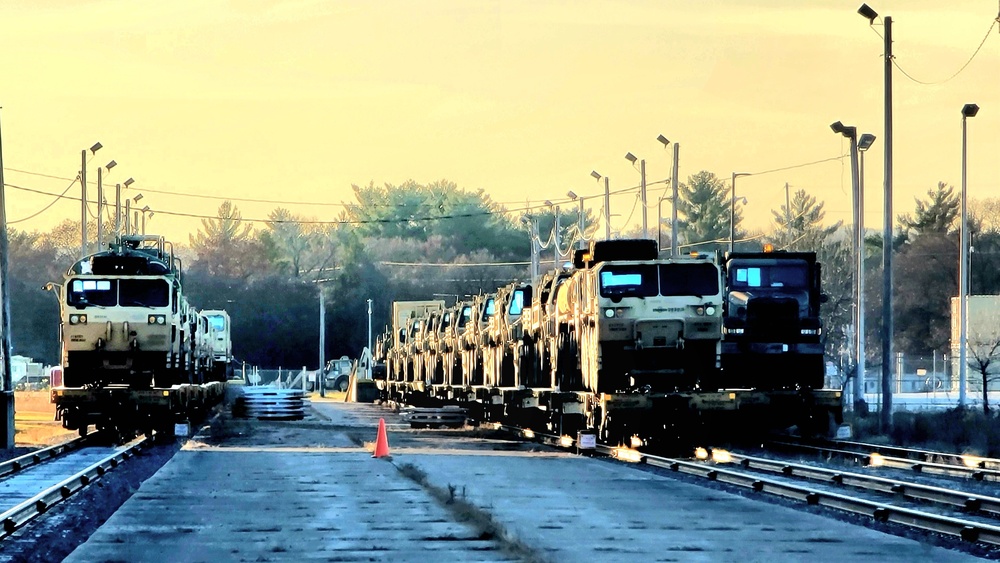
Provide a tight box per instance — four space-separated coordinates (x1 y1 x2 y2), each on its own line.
78 424 88 438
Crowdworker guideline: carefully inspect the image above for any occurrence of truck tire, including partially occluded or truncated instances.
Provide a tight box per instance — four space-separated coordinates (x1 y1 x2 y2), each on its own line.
334 375 350 392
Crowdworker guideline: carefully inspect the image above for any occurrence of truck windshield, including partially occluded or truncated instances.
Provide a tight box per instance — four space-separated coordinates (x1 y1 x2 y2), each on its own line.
208 315 226 331
660 263 720 296
730 260 808 289
599 265 658 298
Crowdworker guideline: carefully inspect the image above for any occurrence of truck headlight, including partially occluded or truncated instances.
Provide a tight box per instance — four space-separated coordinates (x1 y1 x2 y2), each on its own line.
148 315 167 325
69 314 88 325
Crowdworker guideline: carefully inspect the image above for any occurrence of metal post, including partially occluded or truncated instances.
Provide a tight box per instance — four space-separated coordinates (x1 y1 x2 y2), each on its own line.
554 206 561 269
367 298 373 379
640 159 647 239
141 211 146 235
671 144 680 256
858 149 867 410
730 173 749 253
881 15 894 429
0 109 15 448
847 133 865 411
657 197 663 252
959 106 978 407
784 182 792 244
115 183 121 236
125 200 131 234
319 287 325 398
320 288 327 397
81 150 87 258
97 167 103 250
603 177 611 240
577 197 585 250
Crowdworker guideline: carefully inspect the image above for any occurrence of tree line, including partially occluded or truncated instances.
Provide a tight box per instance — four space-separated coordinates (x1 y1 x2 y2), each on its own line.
7 175 1000 393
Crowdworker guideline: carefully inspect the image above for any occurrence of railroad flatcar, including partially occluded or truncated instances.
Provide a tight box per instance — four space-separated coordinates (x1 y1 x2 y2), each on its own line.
374 239 842 448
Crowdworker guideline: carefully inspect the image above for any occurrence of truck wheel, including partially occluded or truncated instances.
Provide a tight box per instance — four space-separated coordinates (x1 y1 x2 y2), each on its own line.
335 375 350 392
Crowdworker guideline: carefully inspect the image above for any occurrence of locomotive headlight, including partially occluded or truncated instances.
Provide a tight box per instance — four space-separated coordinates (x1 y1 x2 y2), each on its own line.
148 315 167 325
604 308 615 318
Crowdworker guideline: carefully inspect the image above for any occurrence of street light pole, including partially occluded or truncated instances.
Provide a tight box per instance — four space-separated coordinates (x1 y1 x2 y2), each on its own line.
567 191 585 250
591 171 610 240
318 286 325 398
831 121 864 411
98 160 116 250
626 153 648 239
858 132 877 408
730 172 750 253
367 298 373 379
0 109 15 448
80 142 102 258
860 3 895 429
959 103 979 408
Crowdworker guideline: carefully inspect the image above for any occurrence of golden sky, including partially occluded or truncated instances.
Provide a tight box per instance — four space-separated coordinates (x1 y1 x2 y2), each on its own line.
2 0 998 246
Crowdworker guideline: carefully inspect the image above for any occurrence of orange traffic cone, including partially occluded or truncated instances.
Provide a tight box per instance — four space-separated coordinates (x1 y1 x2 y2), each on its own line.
372 417 391 458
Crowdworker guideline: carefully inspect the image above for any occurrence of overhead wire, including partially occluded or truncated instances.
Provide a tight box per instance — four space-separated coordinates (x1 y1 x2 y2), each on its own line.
868 15 998 86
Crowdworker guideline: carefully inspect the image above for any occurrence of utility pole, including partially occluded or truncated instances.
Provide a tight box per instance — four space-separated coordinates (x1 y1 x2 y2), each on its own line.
318 287 325 398
640 159 647 239
784 182 792 244
0 109 14 448
881 15 894 430
80 150 87 258
671 144 679 256
603 177 610 240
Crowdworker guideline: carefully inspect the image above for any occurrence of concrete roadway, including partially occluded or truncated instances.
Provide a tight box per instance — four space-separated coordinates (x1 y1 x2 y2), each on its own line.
64 397 979 562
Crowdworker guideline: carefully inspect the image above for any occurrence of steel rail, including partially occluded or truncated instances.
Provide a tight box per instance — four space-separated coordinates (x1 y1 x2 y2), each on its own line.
490 423 1000 545
0 437 88 479
827 439 1000 471
604 447 1000 546
0 436 149 539
720 451 1000 519
767 440 1000 482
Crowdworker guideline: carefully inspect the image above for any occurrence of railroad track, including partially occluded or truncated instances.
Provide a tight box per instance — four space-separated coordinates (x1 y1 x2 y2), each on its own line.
494 424 1000 549
0 435 150 539
766 438 1000 482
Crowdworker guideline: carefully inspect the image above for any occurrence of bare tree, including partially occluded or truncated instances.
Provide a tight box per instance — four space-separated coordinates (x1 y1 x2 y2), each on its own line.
967 324 1000 415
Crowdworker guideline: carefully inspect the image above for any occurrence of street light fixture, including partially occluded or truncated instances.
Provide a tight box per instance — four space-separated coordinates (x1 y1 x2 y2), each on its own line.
730 172 751 253
591 170 611 240
959 103 979 408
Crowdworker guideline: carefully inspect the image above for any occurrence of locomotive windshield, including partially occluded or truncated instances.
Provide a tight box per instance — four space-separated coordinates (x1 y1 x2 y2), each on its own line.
67 278 169 308
119 279 170 307
729 260 808 290
659 263 720 297
68 279 116 307
599 265 658 298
